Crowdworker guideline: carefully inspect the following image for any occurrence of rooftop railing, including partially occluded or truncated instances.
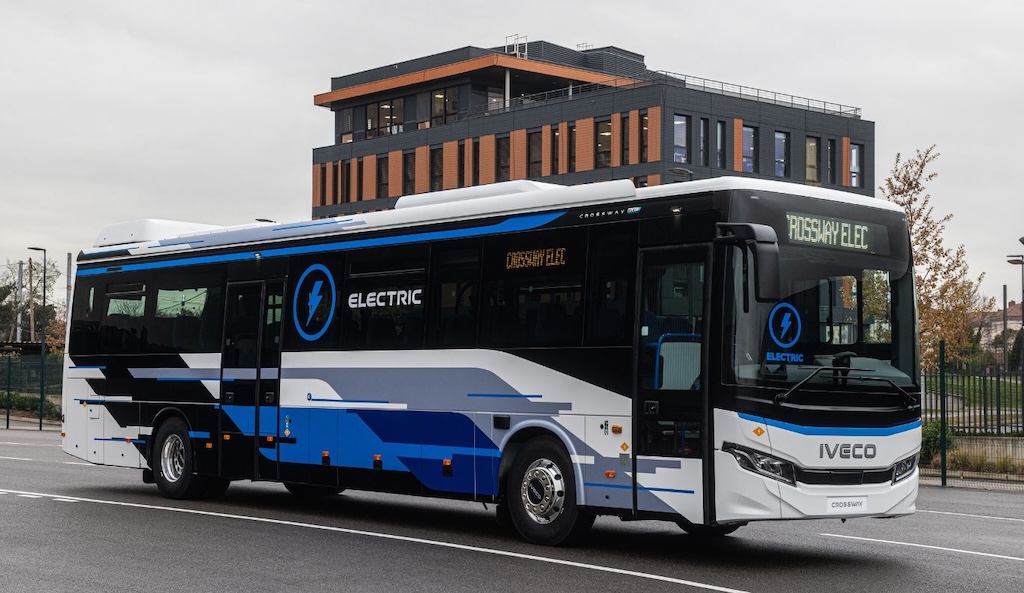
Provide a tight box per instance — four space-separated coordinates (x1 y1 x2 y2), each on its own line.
460 70 861 120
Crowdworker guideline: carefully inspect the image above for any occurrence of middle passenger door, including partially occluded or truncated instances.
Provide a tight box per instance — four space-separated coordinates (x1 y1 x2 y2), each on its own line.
634 246 708 523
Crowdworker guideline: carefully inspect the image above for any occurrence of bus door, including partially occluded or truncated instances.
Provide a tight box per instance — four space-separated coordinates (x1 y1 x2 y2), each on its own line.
220 280 284 480
634 247 707 523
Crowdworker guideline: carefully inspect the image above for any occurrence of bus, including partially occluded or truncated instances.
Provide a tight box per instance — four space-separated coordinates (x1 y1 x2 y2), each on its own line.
62 177 921 545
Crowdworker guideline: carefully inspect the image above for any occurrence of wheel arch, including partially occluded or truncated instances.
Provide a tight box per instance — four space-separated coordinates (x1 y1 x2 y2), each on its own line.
497 420 587 507
147 408 193 470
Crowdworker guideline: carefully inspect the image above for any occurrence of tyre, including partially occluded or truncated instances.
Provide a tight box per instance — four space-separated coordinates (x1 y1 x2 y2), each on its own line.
505 436 594 546
676 521 743 537
283 482 344 498
153 417 206 499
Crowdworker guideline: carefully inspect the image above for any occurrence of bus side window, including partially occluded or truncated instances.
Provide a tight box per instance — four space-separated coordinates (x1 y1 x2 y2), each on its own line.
585 223 637 346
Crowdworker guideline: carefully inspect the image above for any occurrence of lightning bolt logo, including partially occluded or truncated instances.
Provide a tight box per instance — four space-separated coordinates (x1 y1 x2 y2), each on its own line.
307 280 324 326
779 312 792 340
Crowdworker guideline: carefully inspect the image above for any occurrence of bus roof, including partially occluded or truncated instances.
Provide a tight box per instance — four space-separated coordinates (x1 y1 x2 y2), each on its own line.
82 177 900 264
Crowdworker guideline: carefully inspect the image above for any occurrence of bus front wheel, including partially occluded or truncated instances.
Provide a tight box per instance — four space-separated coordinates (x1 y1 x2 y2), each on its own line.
153 417 206 499
506 436 594 546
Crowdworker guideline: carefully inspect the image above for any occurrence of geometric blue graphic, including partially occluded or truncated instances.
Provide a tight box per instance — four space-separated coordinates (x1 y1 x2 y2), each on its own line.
768 302 801 349
292 263 336 341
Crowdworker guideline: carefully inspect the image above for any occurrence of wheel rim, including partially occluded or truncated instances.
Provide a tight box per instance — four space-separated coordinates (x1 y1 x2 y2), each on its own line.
519 457 566 524
160 434 186 484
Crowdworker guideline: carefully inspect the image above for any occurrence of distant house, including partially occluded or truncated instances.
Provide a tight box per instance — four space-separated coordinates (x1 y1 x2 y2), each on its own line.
977 301 1022 366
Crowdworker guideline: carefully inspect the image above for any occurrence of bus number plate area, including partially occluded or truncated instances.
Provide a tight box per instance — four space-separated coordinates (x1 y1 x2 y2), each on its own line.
826 496 868 514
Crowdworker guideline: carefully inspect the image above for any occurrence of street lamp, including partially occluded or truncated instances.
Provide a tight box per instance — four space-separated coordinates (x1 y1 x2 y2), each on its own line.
28 247 46 431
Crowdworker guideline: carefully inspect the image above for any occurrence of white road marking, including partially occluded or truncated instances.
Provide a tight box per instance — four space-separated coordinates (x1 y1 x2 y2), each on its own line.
0 488 748 593
919 509 1024 523
821 533 1024 563
0 456 32 461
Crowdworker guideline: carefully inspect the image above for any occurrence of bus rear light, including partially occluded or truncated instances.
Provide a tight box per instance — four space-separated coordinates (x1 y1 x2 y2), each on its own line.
723 442 795 486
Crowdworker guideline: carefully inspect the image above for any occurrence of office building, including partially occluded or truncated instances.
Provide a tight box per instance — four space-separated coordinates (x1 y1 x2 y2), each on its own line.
311 38 873 218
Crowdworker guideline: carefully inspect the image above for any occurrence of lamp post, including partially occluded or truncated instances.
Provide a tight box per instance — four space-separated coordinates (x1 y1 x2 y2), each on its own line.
28 247 46 431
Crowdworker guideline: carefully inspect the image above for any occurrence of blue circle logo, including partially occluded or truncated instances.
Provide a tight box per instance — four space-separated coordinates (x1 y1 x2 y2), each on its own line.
293 264 336 341
768 302 801 349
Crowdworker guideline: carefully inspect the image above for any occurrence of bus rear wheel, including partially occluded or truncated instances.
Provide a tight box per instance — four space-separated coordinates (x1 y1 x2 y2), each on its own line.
506 436 594 546
153 417 206 499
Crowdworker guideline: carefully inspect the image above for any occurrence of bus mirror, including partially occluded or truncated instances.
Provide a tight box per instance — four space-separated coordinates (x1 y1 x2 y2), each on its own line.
716 223 780 302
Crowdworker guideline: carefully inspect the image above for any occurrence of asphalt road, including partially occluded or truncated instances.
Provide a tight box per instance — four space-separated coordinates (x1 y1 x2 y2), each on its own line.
2 423 1022 593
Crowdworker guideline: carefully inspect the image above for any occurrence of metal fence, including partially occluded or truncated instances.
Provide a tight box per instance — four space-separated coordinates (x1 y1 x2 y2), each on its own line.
2 356 62 429
921 343 1024 490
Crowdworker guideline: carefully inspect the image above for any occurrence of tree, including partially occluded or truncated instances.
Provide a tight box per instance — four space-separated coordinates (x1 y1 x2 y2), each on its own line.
0 259 63 346
880 146 993 371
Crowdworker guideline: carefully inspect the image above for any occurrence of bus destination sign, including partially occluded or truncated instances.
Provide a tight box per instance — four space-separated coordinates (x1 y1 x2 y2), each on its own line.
506 247 567 270
786 212 888 254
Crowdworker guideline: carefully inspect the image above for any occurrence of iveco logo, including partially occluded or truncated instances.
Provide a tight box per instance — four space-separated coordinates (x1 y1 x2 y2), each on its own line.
820 443 877 459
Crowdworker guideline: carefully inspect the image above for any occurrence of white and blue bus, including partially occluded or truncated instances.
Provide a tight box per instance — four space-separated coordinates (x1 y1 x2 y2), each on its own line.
62 177 920 545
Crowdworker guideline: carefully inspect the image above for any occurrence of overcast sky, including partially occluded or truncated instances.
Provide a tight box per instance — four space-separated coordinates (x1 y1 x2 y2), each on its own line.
2 0 1022 306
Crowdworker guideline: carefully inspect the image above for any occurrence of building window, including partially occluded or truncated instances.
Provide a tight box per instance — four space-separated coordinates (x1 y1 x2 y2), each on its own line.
527 131 542 178
377 156 389 198
568 123 577 173
673 114 689 163
742 126 758 173
341 161 351 203
496 136 510 182
827 139 837 184
699 118 709 167
430 146 443 191
356 159 363 201
850 143 864 188
458 142 466 188
366 98 404 138
552 126 560 174
402 152 415 195
640 111 649 163
715 121 726 168
806 137 820 183
621 114 630 165
472 139 480 185
774 131 789 177
331 162 340 205
431 87 459 126
339 108 354 144
595 120 612 169
633 176 648 188
318 165 327 207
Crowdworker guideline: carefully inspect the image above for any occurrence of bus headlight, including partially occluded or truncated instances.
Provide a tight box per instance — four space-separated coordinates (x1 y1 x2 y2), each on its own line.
892 453 918 484
722 442 795 486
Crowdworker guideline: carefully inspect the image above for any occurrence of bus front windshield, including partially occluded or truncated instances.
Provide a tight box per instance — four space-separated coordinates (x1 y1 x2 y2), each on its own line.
728 242 918 398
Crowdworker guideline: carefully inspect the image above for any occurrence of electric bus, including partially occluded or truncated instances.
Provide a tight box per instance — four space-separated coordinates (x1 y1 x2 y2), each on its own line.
62 177 920 545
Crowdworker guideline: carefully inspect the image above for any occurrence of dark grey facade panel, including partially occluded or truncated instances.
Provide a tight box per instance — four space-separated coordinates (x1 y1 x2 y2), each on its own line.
330 47 491 90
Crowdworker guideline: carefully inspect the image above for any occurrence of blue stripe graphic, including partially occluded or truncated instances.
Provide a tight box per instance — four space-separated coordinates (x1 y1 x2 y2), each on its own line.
78 212 564 277
738 413 922 437
188 431 211 439
466 393 542 399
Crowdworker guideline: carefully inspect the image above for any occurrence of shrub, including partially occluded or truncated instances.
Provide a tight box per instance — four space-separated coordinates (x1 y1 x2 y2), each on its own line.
920 420 955 464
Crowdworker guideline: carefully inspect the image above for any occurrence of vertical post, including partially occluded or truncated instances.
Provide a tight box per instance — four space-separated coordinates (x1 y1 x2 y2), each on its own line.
5 356 10 430
29 247 46 431
66 253 72 325
16 262 23 343
1002 285 1008 372
939 340 947 486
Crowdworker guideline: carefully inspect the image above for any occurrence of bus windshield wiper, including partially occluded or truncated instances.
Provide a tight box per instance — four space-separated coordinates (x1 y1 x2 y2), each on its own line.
774 366 871 404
